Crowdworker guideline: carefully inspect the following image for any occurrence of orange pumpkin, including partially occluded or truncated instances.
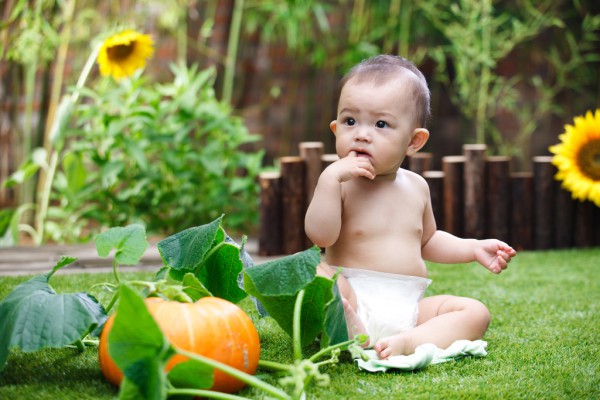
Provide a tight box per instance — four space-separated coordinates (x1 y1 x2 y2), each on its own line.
98 296 260 393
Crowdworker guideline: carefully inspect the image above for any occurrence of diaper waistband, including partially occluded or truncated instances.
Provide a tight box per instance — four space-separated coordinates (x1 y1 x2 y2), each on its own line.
340 267 432 286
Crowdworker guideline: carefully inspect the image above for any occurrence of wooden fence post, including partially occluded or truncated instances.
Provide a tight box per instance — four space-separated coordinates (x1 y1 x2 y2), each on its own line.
407 152 433 175
280 156 306 254
574 201 597 247
510 172 533 250
424 171 444 229
533 156 556 249
442 156 465 236
555 186 575 248
299 142 324 207
321 154 339 170
486 156 510 242
463 144 487 238
258 172 282 256
299 142 324 248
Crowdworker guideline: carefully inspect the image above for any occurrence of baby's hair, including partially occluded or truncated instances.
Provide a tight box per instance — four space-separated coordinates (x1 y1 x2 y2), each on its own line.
339 55 431 128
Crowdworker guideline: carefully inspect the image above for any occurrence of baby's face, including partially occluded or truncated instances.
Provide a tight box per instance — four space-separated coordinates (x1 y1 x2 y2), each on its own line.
332 75 420 177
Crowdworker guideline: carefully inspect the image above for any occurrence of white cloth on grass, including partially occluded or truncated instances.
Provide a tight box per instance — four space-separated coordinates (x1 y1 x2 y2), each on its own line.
355 340 488 372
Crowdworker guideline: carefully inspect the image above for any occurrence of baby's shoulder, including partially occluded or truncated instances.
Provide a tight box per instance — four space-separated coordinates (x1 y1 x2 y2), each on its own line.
398 168 429 190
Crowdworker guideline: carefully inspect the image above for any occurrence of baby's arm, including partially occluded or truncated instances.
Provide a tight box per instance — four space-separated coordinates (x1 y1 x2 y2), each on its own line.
422 230 516 274
305 152 375 247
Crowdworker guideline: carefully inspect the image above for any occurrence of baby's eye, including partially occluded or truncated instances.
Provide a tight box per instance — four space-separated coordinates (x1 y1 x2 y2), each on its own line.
345 118 356 126
376 120 388 128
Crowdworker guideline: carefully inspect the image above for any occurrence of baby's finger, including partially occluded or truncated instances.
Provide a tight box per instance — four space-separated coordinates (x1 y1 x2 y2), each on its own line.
348 150 357 157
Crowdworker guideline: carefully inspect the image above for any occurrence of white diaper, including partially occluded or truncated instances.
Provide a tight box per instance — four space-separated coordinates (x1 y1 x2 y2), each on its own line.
341 267 431 344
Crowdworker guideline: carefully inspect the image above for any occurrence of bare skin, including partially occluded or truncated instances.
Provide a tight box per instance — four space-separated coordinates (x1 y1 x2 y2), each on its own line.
305 70 516 359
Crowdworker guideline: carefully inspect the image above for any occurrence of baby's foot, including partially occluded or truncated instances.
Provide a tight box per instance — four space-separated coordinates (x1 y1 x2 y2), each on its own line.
342 298 370 347
374 334 411 360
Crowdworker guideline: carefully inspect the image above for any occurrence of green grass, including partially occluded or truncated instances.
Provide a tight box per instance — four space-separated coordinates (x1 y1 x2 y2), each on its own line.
1 248 599 399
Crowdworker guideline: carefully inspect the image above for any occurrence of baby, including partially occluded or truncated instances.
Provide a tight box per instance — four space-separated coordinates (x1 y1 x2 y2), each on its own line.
304 55 516 360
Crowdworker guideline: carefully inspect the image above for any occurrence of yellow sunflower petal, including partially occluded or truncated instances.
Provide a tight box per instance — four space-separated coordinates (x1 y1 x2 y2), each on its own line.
97 29 154 81
549 109 600 206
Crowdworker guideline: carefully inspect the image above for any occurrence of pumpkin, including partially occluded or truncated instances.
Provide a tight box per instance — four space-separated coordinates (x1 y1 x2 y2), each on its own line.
98 296 260 393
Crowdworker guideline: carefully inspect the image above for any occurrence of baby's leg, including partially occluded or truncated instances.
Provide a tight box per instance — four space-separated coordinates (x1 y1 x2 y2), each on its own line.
316 262 368 344
374 295 490 359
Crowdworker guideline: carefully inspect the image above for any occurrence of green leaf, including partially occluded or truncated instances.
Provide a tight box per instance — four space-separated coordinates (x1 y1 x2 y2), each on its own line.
244 247 320 296
62 152 86 195
181 273 212 301
244 247 330 345
167 359 214 390
109 284 174 400
321 282 348 347
0 257 106 371
0 208 14 238
95 225 148 265
158 216 223 271
196 239 247 303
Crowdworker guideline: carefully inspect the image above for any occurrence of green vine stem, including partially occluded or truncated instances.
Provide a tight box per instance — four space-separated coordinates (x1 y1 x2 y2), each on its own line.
177 348 291 400
168 388 249 400
293 289 306 362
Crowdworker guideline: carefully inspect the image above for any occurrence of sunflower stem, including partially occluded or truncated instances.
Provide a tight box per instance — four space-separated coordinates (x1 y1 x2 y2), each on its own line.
35 42 100 244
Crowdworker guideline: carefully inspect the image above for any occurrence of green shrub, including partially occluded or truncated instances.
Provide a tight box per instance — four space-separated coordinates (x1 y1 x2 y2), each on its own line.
46 63 264 241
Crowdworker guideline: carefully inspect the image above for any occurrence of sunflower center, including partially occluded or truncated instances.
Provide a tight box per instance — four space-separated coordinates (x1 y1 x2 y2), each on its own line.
576 138 600 180
106 43 135 62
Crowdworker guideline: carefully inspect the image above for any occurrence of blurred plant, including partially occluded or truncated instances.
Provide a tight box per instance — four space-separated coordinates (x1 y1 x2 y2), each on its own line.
549 109 600 207
3 28 263 244
421 0 563 147
53 63 264 241
0 31 152 244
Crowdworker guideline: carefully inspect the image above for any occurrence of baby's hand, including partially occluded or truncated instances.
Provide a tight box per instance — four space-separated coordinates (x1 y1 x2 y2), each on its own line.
326 151 375 182
474 239 516 274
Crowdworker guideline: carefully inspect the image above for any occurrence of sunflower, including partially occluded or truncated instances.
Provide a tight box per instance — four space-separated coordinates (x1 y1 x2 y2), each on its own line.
549 109 600 207
97 30 154 80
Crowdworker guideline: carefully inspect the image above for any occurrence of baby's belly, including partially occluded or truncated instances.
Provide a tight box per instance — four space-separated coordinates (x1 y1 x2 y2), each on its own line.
325 236 428 278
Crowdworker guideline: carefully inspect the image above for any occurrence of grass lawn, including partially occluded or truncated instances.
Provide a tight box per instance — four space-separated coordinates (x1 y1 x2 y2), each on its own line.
0 247 598 399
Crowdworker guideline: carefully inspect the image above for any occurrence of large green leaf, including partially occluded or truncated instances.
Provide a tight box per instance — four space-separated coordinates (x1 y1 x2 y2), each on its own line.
196 239 247 303
157 216 223 272
167 359 214 390
0 256 107 371
244 247 337 346
244 247 320 296
109 285 176 400
95 224 148 265
159 217 247 304
321 282 348 347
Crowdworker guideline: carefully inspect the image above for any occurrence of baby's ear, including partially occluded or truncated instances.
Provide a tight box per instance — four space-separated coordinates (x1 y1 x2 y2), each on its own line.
406 128 429 156
330 120 337 135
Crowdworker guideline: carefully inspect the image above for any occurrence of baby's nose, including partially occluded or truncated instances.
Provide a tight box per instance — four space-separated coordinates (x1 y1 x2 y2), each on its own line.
354 127 372 142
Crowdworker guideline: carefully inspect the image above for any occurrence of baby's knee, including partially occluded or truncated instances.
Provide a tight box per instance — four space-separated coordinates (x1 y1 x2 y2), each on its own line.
465 298 491 331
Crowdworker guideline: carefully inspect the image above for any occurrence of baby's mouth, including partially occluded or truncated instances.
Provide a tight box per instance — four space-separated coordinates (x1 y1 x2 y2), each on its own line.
355 150 370 158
